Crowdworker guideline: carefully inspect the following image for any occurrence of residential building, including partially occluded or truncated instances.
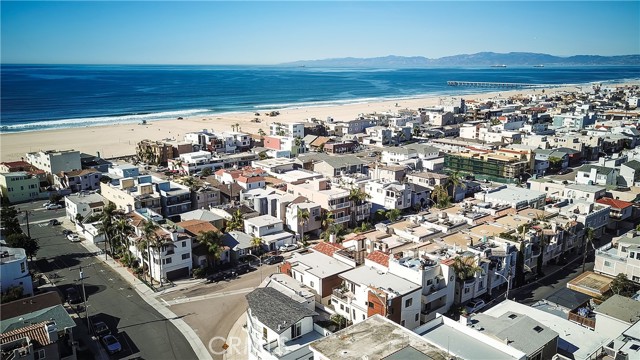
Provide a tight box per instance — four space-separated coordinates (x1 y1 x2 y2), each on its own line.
323 140 357 154
281 250 353 305
444 149 532 181
177 219 227 266
362 126 393 147
155 180 193 219
191 185 221 210
286 179 352 226
244 215 295 251
574 165 618 186
365 180 412 211
168 151 222 175
547 199 610 238
620 160 640 187
312 155 366 178
0 246 33 297
331 266 422 329
563 184 606 203
179 209 225 233
309 314 451 360
284 201 322 237
0 172 41 204
381 143 440 167
269 122 304 138
0 161 48 188
221 231 255 259
64 192 107 224
595 231 640 284
593 295 640 335
136 139 174 165
25 149 82 175
597 197 634 234
55 169 102 192
100 175 162 215
476 185 546 210
245 287 320 360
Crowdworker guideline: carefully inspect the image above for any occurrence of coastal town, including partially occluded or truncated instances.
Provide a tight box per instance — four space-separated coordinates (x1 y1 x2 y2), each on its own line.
3 83 640 360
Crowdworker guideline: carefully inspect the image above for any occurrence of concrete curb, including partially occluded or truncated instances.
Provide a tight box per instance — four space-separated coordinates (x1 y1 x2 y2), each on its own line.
224 311 248 360
80 240 213 360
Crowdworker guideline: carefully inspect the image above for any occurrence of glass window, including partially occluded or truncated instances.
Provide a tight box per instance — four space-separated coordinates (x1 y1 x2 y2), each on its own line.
405 298 413 308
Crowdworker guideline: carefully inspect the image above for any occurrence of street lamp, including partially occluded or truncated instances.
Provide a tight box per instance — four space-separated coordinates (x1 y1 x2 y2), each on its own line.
494 271 512 300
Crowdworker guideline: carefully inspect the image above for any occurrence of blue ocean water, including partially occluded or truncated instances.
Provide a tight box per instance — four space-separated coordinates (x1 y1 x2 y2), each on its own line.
1 64 639 133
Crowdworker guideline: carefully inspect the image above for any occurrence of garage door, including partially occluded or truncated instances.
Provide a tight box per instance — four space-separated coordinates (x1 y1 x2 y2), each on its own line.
165 267 190 281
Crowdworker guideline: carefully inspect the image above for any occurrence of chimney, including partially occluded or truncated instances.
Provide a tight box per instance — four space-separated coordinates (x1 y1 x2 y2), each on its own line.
329 234 336 243
45 322 58 342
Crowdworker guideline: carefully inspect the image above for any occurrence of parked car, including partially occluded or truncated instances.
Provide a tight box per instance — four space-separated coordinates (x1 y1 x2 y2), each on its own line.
236 264 255 275
66 287 81 304
263 255 284 265
48 219 61 226
67 234 81 242
101 334 122 354
465 298 486 314
93 321 110 337
46 204 63 210
62 229 73 236
42 202 52 207
279 243 299 252
205 272 226 283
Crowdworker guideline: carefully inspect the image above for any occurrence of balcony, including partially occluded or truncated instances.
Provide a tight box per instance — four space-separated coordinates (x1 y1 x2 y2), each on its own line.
332 287 355 301
422 285 448 304
334 215 351 224
568 312 596 330
329 201 351 210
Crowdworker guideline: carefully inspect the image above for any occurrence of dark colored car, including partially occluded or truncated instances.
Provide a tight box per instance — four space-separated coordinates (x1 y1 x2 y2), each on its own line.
93 321 110 337
236 264 255 275
62 229 72 236
65 287 81 304
263 255 284 265
49 219 61 225
205 272 225 283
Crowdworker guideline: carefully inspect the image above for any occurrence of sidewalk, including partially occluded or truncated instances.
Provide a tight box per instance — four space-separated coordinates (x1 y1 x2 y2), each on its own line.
78 239 213 360
224 311 248 360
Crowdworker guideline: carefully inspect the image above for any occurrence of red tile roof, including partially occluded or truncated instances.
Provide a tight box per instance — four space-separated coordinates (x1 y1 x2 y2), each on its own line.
366 250 390 268
237 175 264 184
596 197 632 210
0 321 52 347
176 219 220 235
312 242 343 257
441 258 455 266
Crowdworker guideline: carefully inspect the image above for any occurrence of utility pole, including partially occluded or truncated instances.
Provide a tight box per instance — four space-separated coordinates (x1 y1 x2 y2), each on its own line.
69 264 95 331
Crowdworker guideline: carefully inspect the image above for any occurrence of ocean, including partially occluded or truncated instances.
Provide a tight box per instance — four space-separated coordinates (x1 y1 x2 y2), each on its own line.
2 65 639 133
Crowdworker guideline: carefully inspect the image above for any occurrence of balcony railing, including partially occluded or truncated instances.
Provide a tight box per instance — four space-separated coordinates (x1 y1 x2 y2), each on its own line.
332 287 354 300
568 312 596 330
329 201 351 210
334 215 351 224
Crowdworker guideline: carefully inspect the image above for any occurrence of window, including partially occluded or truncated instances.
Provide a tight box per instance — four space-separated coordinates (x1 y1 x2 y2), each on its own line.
263 327 268 340
182 241 186 248
20 262 26 273
34 349 45 360
291 321 302 339
405 298 413 308
368 302 374 308
415 313 419 322
182 253 190 260
464 288 470 294
162 258 172 265
352 309 356 318
533 326 544 333
310 281 314 288
362 315 365 320
401 320 405 327
604 260 612 267
340 304 344 311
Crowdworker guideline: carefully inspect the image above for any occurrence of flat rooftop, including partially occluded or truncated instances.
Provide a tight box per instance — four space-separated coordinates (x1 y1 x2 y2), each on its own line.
290 251 352 278
339 266 420 298
309 315 453 360
566 271 612 297
486 186 546 203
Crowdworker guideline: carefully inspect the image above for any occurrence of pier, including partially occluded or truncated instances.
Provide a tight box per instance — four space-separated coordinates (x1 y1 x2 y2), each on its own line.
447 81 555 88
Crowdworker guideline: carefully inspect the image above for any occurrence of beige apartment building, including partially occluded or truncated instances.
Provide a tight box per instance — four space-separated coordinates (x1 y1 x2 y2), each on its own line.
286 178 352 226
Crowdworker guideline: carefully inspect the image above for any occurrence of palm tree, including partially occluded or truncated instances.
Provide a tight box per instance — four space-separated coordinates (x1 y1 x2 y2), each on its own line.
395 130 406 146
349 187 370 226
297 207 310 238
583 227 595 273
258 128 266 138
112 217 135 257
197 230 223 268
321 211 334 231
98 203 117 260
226 209 245 232
447 171 466 203
250 236 262 255
375 209 387 222
180 176 198 190
430 185 450 208
385 208 402 222
139 219 159 284
451 256 483 282
150 235 170 287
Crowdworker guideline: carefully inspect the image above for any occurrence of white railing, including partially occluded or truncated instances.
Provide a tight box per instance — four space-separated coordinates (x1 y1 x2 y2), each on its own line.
334 215 351 224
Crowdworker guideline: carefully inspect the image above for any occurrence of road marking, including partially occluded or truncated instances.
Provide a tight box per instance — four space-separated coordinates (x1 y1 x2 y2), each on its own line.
119 287 124 291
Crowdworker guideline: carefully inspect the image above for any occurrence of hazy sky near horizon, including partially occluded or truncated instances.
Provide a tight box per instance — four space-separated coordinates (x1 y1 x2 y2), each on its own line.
2 1 639 65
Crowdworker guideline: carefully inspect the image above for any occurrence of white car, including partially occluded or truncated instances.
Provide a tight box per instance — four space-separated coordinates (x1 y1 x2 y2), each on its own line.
42 202 52 207
46 204 63 210
279 243 299 252
465 298 486 314
67 234 81 242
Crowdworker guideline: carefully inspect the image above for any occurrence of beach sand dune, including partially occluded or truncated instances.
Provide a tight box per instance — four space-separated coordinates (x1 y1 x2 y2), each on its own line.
0 84 627 162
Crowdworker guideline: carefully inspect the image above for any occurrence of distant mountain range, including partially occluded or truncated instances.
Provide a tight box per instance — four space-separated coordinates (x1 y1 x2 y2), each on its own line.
281 52 640 67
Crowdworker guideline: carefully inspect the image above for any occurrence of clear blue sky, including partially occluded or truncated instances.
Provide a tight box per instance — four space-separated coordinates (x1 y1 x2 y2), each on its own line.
2 1 639 64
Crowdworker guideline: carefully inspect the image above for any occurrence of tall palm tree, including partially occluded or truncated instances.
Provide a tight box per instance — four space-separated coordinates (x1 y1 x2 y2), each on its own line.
321 211 334 231
113 217 135 257
151 235 170 287
385 208 402 222
226 209 245 232
98 203 117 260
395 130 406 146
197 230 223 268
140 219 159 284
430 185 450 208
258 128 266 138
250 236 262 255
447 171 466 203
297 207 310 238
451 256 483 281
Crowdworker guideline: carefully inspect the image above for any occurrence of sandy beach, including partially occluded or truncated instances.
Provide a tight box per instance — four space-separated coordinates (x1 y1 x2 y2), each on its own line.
0 84 632 163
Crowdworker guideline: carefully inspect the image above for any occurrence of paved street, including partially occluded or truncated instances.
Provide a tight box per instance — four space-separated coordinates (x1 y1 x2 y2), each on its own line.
20 200 197 360
159 263 280 360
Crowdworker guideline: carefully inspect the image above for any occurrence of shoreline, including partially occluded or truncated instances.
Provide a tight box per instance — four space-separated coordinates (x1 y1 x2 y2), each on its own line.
1 81 637 162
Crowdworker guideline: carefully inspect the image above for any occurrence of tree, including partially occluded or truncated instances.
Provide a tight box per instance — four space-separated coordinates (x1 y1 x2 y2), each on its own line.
197 230 223 268
113 217 135 257
395 129 406 146
75 213 84 225
321 211 334 231
451 256 483 281
180 176 199 190
385 209 402 222
430 185 450 208
250 236 262 254
200 167 212 177
609 273 635 297
258 151 269 160
226 209 245 232
582 227 595 273
49 193 62 204
447 171 466 203
297 207 310 237
5 233 39 261
258 128 266 138
0 205 22 237
548 156 563 172
1 285 24 303
139 219 160 284
98 203 117 259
